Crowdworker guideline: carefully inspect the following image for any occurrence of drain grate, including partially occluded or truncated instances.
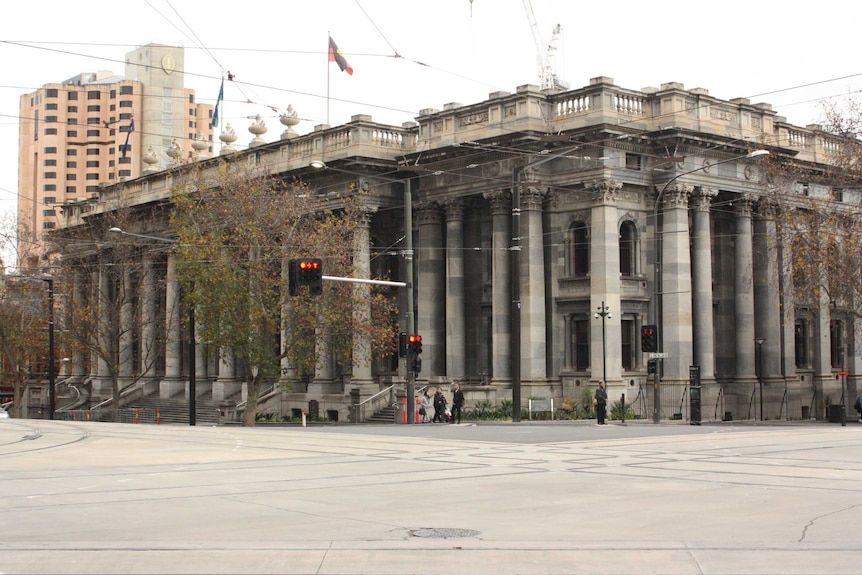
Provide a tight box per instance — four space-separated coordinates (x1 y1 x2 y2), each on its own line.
410 528 481 539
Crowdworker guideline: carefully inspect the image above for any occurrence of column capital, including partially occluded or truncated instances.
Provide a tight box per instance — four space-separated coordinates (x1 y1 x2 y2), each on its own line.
736 195 755 217
691 186 718 211
585 178 623 205
484 189 511 214
414 201 442 226
657 182 693 209
442 197 465 221
520 187 547 211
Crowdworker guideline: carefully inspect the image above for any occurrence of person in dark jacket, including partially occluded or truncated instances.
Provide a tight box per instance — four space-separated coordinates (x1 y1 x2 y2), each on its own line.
854 393 862 423
595 380 608 425
433 388 447 423
451 382 465 424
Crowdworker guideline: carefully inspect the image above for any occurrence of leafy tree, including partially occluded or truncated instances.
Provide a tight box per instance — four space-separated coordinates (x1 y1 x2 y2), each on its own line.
170 160 398 426
0 278 49 418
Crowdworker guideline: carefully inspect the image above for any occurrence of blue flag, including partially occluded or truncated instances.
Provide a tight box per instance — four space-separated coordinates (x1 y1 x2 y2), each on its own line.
212 80 224 128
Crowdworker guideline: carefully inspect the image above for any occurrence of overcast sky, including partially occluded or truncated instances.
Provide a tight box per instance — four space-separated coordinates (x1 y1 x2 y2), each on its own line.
2 0 859 266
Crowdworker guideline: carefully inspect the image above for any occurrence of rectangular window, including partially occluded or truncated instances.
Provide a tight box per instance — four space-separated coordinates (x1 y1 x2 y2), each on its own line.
43 209 56 217
830 320 844 368
625 153 642 171
86 160 99 168
65 186 76 194
44 147 57 154
44 128 57 135
67 118 77 125
794 321 809 369
119 100 133 108
119 156 132 164
45 103 58 111
87 105 100 112
119 169 132 177
87 117 100 124
67 92 78 101
43 196 56 204
66 161 77 168
42 185 56 192
87 91 100 100
621 319 634 370
86 173 99 180
44 159 57 167
46 88 58 98
570 318 590 371
66 130 77 138
109 90 116 99
831 188 844 202
67 105 78 113
42 222 56 230
87 130 100 137
44 172 56 179
86 185 99 193
66 174 76 181
86 149 99 156
45 115 57 122
120 85 133 95
66 149 77 156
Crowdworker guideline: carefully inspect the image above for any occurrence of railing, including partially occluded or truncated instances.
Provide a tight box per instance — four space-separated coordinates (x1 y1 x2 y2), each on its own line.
354 384 396 423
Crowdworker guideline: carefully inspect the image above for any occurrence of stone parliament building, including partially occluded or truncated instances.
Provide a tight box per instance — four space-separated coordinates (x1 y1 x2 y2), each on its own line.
54 75 859 422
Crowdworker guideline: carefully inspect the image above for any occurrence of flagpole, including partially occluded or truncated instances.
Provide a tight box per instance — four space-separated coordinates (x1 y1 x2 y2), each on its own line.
326 32 331 125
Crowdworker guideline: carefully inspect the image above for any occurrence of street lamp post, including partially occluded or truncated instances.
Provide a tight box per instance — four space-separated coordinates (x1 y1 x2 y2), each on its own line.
755 337 765 421
595 301 611 385
108 228 197 425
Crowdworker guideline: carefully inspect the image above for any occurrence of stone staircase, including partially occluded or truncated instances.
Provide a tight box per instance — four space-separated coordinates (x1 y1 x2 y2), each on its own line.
366 404 397 423
126 396 223 425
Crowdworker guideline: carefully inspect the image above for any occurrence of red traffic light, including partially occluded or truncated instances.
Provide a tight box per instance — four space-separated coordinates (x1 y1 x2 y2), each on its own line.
408 335 422 344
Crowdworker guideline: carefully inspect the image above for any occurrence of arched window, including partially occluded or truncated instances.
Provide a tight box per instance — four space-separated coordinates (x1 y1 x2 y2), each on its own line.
619 221 637 276
568 222 589 276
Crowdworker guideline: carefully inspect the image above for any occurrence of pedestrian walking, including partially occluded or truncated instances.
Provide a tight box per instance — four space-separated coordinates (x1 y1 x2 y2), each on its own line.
433 388 447 423
451 382 465 424
595 380 608 425
419 389 432 423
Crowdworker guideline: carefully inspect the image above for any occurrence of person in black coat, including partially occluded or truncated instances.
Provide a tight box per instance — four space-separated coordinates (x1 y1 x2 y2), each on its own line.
432 388 447 423
451 382 465 424
595 380 608 425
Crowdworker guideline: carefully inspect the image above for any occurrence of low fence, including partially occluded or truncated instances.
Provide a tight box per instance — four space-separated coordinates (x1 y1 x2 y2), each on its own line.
56 408 163 424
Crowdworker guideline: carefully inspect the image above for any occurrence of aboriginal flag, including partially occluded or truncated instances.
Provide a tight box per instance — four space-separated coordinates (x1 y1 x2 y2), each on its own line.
328 36 354 75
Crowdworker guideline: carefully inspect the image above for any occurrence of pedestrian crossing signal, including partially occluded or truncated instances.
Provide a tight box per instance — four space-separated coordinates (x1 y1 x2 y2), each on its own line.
641 325 658 352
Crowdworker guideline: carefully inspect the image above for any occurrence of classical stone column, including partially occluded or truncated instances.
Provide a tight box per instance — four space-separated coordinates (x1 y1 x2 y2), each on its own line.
69 269 87 384
585 179 622 385
753 200 785 419
691 187 718 383
161 253 184 398
660 183 694 384
519 184 547 382
416 202 445 380
351 208 375 390
444 198 466 380
140 254 157 389
484 190 511 382
118 264 134 383
93 262 110 399
734 197 758 416
779 229 802 418
213 348 239 401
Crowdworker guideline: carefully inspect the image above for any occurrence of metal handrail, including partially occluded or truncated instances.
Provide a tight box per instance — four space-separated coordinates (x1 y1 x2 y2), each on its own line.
90 382 140 411
357 384 396 408
353 384 396 423
236 384 275 411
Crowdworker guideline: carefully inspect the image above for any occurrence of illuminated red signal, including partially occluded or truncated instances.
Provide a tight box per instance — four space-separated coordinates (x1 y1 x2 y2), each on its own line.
288 258 323 296
407 334 423 355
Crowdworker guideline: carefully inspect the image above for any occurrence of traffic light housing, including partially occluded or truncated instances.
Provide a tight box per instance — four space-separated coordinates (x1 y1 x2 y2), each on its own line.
408 334 422 355
398 332 408 357
641 325 658 352
288 258 323 296
411 357 422 374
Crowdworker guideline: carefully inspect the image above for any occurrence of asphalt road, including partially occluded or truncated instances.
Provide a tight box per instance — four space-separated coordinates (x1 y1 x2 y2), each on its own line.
1 418 860 574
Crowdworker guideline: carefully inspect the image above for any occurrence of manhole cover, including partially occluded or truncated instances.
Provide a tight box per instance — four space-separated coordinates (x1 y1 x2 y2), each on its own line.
410 528 481 539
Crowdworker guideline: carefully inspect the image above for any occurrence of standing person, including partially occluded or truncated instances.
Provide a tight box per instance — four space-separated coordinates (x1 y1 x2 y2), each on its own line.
854 392 862 423
595 380 608 425
432 387 447 423
419 389 432 423
451 382 465 424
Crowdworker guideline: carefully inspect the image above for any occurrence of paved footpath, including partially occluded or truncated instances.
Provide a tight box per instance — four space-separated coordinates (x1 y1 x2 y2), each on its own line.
0 418 860 574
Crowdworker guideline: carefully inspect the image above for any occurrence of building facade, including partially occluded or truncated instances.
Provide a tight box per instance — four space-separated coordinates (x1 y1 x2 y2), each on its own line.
18 44 213 271
55 76 859 422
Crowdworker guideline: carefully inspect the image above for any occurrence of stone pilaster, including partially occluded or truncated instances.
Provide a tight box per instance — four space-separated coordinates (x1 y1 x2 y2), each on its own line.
691 187 718 382
754 200 785 419
140 254 158 391
659 183 694 383
585 179 622 385
484 190 511 382
351 208 375 388
519 185 548 381
416 202 445 380
443 198 466 380
732 196 758 417
161 253 184 398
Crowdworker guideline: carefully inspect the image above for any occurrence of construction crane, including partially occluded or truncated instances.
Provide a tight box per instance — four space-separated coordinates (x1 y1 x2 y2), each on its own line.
523 0 567 91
